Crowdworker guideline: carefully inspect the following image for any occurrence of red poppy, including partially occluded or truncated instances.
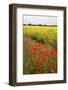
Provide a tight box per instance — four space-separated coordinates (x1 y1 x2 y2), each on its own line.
32 45 37 51
33 42 40 50
41 53 47 58
42 45 48 53
48 49 57 55
32 46 37 50
35 61 39 65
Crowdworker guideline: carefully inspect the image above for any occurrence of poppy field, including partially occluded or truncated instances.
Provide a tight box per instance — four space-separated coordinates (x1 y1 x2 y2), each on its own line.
23 25 57 74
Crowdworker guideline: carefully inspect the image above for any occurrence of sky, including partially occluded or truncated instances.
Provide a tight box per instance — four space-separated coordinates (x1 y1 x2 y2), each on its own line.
23 15 57 25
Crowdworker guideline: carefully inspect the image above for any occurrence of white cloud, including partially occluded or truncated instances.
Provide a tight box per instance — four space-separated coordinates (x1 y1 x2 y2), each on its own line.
23 15 57 25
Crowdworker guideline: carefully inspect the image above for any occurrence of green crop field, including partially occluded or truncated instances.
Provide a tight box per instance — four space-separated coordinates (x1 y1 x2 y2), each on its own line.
23 25 57 74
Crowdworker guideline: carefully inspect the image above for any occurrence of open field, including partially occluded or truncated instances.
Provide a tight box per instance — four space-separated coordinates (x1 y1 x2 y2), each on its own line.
23 25 57 48
23 25 57 74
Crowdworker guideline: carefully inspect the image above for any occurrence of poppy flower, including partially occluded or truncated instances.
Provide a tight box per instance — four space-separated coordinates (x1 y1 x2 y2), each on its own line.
32 45 37 51
42 45 48 53
41 53 47 58
33 42 40 50
36 58 44 63
48 49 57 55
32 46 37 50
35 61 39 65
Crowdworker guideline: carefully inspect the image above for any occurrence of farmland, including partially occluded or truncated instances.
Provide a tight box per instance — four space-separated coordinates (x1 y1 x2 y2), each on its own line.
23 25 57 74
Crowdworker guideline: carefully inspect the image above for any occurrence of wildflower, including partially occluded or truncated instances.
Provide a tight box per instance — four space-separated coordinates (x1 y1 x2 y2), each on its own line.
33 42 40 50
41 53 47 58
35 62 39 65
42 44 48 53
48 49 57 55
